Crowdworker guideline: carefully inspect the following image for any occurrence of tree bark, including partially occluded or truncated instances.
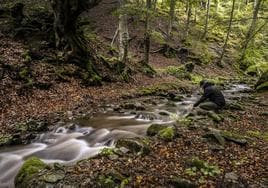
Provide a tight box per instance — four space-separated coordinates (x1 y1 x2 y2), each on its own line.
202 0 210 39
167 0 176 39
118 0 129 64
218 0 236 65
240 0 262 60
185 0 192 37
144 0 151 64
50 0 100 53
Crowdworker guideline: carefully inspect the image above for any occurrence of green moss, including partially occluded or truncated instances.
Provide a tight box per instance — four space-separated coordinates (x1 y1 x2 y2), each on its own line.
247 131 268 141
139 83 181 96
15 157 47 186
0 134 12 146
256 81 268 91
151 30 165 45
158 127 175 141
100 148 116 156
147 124 167 136
186 157 221 177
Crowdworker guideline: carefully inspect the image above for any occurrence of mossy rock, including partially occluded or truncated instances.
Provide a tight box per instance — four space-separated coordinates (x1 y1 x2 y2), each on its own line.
0 134 12 146
115 138 150 156
256 81 268 91
169 176 197 188
207 111 224 123
147 124 168 136
203 129 225 146
98 169 130 188
158 127 176 141
226 102 244 111
255 71 268 91
15 157 48 187
221 131 247 145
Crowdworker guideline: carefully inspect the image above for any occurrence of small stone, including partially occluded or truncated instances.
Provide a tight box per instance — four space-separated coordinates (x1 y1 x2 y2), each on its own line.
169 176 197 188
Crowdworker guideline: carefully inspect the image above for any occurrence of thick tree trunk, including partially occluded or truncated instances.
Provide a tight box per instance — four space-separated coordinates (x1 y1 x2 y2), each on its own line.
118 0 129 64
202 0 210 39
50 0 100 54
240 0 262 60
144 0 151 64
50 0 101 85
218 0 236 66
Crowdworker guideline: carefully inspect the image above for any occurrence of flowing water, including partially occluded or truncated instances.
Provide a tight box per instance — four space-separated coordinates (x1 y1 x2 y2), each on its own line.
0 84 251 188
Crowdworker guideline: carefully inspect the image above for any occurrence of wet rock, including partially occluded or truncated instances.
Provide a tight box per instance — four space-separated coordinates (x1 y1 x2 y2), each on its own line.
116 138 150 156
158 126 176 141
120 102 146 111
169 176 197 188
158 110 170 116
15 157 48 187
147 124 169 136
41 171 65 183
170 95 184 102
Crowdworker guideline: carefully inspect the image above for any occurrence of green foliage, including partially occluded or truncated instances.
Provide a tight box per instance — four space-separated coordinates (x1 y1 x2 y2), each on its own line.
151 30 166 44
100 148 116 156
158 127 175 141
186 157 221 177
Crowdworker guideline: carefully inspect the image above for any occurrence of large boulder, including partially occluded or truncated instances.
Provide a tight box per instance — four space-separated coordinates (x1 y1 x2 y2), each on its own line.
255 71 268 91
115 138 150 156
15 157 47 187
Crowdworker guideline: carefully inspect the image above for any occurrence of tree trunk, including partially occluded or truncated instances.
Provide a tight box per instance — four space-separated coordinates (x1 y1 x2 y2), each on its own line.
240 0 262 60
118 0 129 64
144 0 151 64
218 0 236 65
215 0 219 13
50 0 101 85
202 0 210 39
167 0 176 39
185 0 192 37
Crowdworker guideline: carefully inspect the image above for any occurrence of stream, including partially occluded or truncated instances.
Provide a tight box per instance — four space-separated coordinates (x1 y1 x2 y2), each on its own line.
0 83 251 188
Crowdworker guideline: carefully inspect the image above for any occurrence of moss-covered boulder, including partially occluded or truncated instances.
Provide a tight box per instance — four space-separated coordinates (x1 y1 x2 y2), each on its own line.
207 111 224 123
0 134 12 146
147 124 168 136
169 176 197 188
203 129 225 146
15 157 48 187
255 71 268 91
158 127 176 141
221 131 247 146
115 138 150 156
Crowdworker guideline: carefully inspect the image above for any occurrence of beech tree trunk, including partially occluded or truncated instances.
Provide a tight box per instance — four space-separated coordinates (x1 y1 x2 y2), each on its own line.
144 0 151 64
50 0 100 54
185 0 192 37
118 0 129 64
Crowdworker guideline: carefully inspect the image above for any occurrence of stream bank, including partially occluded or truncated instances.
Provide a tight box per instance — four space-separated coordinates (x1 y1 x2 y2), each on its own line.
1 80 267 187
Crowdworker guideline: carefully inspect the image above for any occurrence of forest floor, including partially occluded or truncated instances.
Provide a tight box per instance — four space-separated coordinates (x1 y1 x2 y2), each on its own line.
0 0 268 187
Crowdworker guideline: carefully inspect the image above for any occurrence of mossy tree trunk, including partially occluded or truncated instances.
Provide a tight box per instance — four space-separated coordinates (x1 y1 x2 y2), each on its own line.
167 0 176 39
50 0 102 85
240 0 262 61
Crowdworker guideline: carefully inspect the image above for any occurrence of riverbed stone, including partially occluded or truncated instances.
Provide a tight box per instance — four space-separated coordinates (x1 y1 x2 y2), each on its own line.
15 157 48 187
116 138 150 156
147 124 168 136
203 129 225 146
169 176 197 188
